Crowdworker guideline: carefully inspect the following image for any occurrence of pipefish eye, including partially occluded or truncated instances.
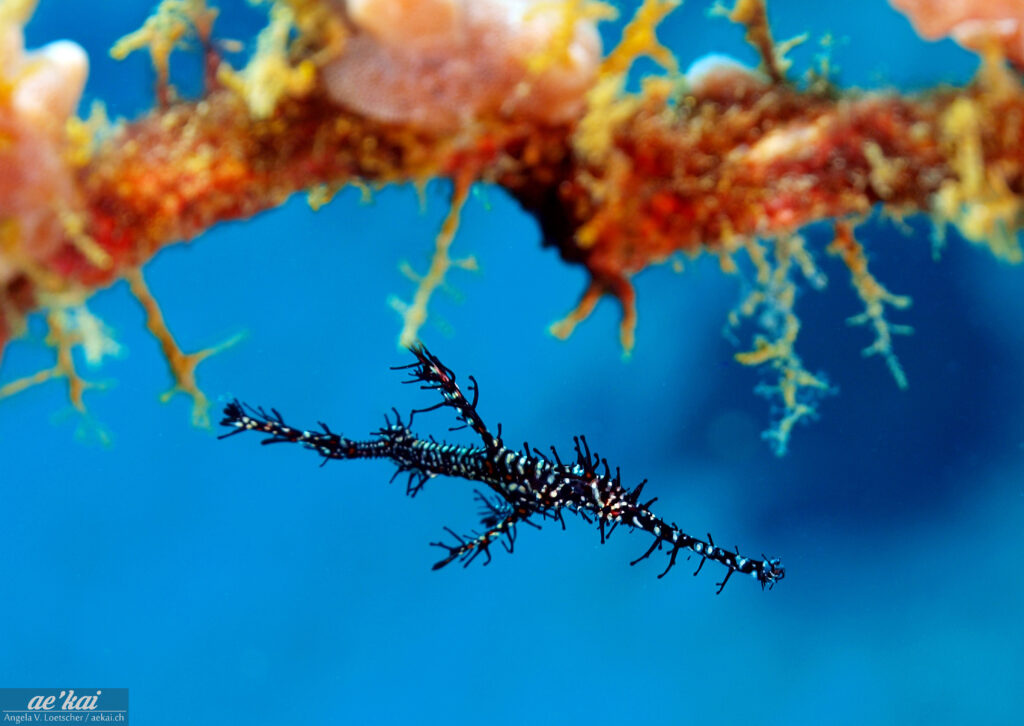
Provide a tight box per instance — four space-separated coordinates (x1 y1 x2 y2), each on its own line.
762 559 785 585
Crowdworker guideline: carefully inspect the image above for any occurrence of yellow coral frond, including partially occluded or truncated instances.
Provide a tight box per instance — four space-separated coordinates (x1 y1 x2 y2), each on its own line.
829 221 912 389
110 1 189 63
574 75 638 164
58 205 112 270
275 0 348 62
390 174 474 348
110 0 216 105
935 96 1024 263
731 235 830 455
713 0 798 84
550 279 603 341
863 140 904 201
524 0 618 76
109 0 211 60
602 0 680 77
125 268 240 427
217 2 315 118
0 306 114 413
64 100 113 168
0 0 36 26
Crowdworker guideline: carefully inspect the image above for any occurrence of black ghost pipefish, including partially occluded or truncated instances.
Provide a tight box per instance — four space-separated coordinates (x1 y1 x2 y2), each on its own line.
219 346 785 593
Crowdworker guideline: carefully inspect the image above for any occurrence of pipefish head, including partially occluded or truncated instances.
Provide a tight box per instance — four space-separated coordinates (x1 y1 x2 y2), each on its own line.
759 557 785 589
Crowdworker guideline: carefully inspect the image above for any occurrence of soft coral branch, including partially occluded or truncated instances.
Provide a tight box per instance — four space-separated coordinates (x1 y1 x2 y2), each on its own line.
4 0 1024 451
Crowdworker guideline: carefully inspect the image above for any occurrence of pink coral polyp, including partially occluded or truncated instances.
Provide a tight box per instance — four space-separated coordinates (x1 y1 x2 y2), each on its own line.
323 0 601 132
0 24 88 286
890 0 1024 65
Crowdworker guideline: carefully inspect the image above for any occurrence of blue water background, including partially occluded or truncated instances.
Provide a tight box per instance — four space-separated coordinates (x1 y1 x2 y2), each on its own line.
2 1 1023 723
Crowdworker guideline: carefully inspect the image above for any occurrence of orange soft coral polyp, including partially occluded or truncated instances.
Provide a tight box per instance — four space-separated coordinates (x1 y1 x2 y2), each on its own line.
322 0 603 131
889 0 1024 66
0 14 88 289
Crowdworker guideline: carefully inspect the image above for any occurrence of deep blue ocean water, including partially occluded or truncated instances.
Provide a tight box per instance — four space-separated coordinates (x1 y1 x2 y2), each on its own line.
2 1 1023 723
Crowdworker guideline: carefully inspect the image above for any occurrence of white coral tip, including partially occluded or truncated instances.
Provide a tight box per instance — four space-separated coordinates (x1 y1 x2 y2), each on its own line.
14 39 89 131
